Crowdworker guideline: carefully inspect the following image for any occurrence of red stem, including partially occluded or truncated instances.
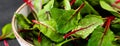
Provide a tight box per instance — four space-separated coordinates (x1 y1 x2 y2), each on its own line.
38 35 42 42
4 40 9 46
70 0 76 6
115 0 120 4
63 24 94 39
99 16 115 46
23 0 34 11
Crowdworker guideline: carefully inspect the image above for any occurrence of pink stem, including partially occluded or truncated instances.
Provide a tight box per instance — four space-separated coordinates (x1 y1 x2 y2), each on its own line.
4 40 9 46
115 0 120 4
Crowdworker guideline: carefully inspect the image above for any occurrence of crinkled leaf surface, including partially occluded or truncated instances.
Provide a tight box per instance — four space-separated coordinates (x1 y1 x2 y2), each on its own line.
88 26 114 46
50 8 81 34
1 23 15 39
74 15 103 39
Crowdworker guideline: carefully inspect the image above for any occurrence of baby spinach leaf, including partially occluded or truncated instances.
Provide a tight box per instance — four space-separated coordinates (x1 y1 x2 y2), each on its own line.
0 23 15 40
88 26 115 46
16 14 32 30
73 15 103 39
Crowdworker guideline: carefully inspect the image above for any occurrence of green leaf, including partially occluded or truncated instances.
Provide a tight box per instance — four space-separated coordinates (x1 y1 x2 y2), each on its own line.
100 0 116 12
100 0 120 18
80 1 100 15
37 0 54 21
1 23 15 40
43 0 54 11
56 39 73 46
88 26 115 46
16 14 32 30
33 35 53 46
87 0 100 6
63 0 71 10
33 0 50 12
73 15 103 39
50 8 80 33
33 19 64 42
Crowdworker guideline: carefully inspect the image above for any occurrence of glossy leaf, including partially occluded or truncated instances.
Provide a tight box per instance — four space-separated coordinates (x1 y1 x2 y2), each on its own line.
0 23 15 40
73 15 103 39
88 26 115 46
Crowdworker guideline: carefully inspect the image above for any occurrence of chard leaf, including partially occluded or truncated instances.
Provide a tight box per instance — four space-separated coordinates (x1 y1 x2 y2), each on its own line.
74 15 103 39
0 23 15 40
80 1 99 15
16 14 32 30
33 35 53 46
88 26 115 46
73 0 99 15
33 19 64 42
50 8 80 33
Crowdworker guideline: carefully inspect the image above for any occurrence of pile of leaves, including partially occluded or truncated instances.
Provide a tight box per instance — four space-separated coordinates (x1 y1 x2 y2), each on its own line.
2 0 120 46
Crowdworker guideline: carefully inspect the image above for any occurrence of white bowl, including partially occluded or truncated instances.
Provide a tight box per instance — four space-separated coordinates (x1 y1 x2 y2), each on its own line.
12 3 34 46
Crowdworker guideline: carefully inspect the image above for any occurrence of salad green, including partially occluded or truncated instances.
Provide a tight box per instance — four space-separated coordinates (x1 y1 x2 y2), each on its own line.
2 0 120 46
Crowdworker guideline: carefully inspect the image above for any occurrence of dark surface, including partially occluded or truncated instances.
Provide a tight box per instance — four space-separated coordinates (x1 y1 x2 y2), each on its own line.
0 0 23 46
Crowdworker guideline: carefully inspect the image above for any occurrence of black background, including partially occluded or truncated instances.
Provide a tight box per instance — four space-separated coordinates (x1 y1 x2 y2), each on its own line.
0 0 23 46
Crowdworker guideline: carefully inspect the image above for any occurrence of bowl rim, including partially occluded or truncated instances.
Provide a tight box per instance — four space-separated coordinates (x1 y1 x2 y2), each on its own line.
11 3 33 46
